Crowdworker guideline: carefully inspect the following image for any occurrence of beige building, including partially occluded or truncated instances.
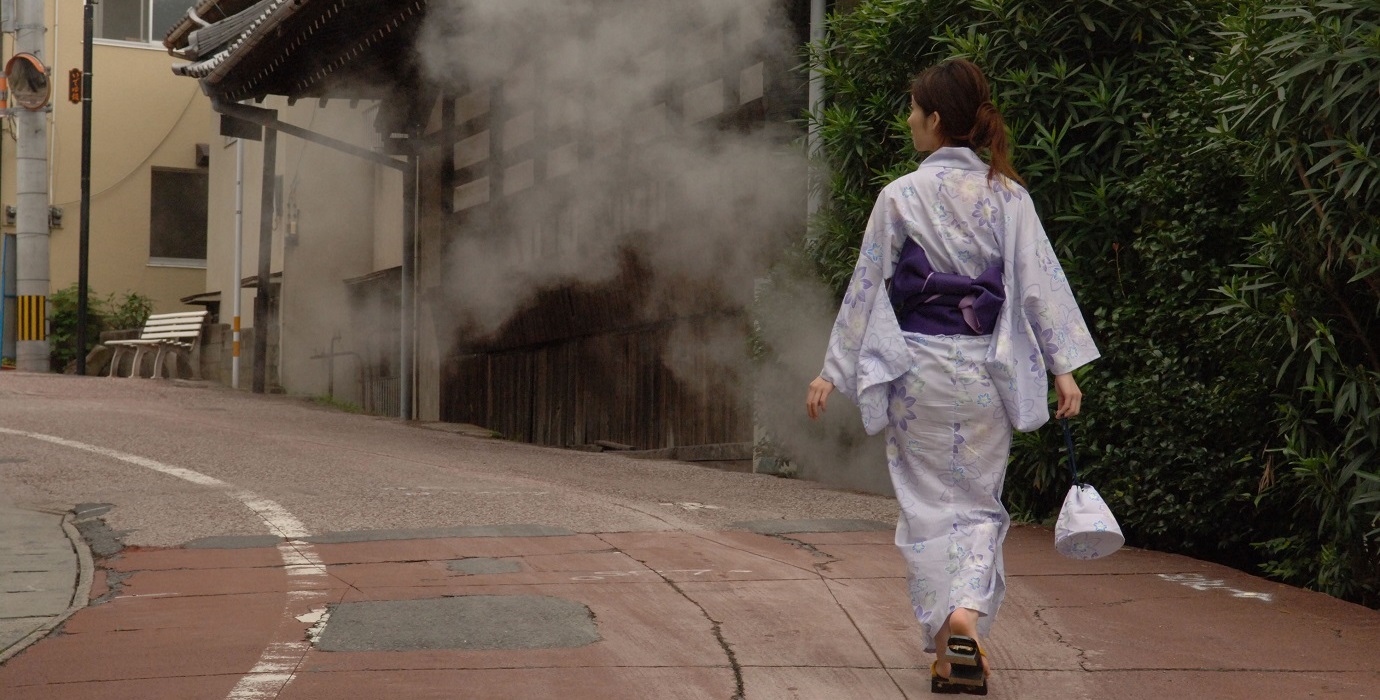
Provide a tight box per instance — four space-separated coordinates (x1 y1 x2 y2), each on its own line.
1 0 213 362
197 96 408 406
164 0 812 435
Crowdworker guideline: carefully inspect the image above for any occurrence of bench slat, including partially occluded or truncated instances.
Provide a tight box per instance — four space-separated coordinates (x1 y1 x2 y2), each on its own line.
143 318 206 327
140 323 204 331
139 335 201 343
145 311 207 319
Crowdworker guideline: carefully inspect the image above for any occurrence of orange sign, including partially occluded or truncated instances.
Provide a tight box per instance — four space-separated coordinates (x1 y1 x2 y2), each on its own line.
68 68 82 104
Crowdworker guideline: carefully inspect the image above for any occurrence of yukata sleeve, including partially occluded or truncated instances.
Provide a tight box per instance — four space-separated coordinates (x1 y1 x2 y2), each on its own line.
819 187 911 435
1012 197 1101 375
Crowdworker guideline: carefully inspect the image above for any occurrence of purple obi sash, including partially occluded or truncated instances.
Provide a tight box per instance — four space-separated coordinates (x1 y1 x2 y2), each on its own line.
889 237 1004 336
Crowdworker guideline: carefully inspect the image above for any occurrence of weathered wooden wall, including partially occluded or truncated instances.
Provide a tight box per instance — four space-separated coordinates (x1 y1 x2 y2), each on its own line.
442 314 751 448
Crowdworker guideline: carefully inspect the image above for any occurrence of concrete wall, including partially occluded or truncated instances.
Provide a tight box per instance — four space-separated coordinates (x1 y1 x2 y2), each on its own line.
202 97 402 405
0 5 214 316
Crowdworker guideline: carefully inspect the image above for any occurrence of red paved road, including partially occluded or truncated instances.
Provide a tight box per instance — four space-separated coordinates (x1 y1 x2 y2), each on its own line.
4 525 1379 699
2 374 1378 699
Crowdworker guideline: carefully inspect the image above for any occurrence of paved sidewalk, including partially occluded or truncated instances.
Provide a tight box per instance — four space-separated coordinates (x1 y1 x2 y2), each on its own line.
0 500 87 664
1 517 1378 699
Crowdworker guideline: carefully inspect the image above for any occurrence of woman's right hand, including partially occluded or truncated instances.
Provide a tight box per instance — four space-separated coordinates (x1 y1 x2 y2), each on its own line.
807 377 835 420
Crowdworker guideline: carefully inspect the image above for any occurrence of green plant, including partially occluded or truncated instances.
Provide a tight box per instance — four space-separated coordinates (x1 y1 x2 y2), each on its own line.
48 283 106 372
105 292 153 331
1210 0 1380 605
808 0 1278 568
49 286 159 374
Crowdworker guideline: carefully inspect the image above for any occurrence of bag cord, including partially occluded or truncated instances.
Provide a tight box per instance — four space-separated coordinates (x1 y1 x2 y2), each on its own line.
1061 418 1081 485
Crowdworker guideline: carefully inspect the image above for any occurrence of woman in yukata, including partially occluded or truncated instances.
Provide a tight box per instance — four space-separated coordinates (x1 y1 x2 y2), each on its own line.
805 59 1100 695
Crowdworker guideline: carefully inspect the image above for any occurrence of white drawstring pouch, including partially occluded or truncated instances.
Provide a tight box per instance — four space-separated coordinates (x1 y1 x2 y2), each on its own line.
1053 418 1124 560
1054 483 1124 560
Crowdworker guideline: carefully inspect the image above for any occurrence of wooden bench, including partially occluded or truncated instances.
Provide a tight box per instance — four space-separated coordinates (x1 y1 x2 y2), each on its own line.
105 310 208 379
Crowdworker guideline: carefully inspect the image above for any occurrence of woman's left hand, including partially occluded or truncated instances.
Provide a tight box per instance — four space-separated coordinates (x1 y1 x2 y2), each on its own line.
1053 373 1082 419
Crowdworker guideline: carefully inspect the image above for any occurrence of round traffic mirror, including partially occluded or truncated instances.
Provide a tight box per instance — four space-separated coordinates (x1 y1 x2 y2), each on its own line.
6 53 50 110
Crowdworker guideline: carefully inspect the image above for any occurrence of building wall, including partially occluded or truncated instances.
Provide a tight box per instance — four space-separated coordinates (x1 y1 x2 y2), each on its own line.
0 6 214 319
203 96 388 400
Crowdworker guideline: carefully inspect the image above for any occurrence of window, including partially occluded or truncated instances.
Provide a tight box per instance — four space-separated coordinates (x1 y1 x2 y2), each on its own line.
97 0 198 44
149 168 208 266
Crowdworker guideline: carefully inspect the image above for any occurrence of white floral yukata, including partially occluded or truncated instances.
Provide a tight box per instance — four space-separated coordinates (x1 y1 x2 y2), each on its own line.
819 147 1099 651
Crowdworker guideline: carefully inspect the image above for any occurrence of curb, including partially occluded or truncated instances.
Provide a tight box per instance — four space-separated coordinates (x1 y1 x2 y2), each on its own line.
0 509 95 665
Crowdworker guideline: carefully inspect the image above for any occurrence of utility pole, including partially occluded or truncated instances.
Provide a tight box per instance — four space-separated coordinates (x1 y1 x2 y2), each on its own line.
13 0 49 372
76 0 93 375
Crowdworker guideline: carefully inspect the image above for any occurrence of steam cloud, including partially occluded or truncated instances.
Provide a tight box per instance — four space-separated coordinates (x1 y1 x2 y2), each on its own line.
414 0 886 489
417 0 802 332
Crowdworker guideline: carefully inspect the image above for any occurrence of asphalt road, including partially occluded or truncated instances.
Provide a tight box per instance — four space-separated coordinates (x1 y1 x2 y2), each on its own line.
0 373 896 547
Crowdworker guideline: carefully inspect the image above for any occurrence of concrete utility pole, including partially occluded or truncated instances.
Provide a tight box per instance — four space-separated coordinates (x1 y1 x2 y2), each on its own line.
13 0 49 372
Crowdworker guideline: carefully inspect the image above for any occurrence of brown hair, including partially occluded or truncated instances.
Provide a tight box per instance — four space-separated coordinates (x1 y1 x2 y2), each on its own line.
910 59 1023 186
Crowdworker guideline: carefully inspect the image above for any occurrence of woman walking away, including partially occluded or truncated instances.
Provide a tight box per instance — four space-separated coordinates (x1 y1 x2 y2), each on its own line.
805 59 1100 695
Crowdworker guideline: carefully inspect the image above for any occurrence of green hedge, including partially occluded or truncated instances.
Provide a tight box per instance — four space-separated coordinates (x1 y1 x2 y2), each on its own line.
806 0 1379 605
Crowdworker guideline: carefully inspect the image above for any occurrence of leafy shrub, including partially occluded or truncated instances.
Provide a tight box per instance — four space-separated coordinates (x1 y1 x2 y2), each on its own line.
105 291 153 332
806 0 1380 605
1211 0 1380 605
48 284 106 372
48 285 155 373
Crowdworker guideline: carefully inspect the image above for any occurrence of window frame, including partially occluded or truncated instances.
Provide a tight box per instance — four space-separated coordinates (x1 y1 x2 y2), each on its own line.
147 166 209 268
94 0 196 48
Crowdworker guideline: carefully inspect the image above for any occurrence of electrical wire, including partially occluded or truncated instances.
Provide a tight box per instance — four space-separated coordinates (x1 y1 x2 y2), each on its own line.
50 86 204 207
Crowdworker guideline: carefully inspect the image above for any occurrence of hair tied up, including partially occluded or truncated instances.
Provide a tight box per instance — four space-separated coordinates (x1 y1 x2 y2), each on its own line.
911 59 1024 186
966 101 1000 147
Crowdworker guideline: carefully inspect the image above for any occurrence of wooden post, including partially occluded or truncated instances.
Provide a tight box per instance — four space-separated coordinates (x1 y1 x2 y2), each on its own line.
253 128 277 393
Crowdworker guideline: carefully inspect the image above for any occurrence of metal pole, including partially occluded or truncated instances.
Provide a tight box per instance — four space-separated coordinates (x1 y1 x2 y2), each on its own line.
806 0 826 217
14 0 49 372
253 128 277 393
399 150 417 420
76 0 93 375
233 137 244 388
0 234 9 359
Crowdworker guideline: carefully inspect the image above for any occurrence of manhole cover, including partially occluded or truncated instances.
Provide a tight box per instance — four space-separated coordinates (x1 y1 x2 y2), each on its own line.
316 595 600 652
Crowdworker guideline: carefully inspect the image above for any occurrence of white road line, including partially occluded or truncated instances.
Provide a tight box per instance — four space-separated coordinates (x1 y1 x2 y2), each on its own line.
0 427 330 699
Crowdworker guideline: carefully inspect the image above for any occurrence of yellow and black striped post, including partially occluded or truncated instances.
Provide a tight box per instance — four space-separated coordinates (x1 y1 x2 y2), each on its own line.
17 295 46 341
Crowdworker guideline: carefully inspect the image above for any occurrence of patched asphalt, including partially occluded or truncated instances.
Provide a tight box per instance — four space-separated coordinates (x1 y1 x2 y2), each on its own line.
317 596 601 652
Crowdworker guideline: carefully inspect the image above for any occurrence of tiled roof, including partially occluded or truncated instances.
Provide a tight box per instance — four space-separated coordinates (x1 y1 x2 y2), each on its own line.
168 0 427 102
163 0 263 51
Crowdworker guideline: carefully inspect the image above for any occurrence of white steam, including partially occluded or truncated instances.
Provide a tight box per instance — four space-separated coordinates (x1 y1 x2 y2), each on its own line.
417 0 803 334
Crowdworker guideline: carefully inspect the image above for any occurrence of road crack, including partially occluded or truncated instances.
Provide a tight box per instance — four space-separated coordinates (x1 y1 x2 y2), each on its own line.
595 534 745 700
1032 605 1092 669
